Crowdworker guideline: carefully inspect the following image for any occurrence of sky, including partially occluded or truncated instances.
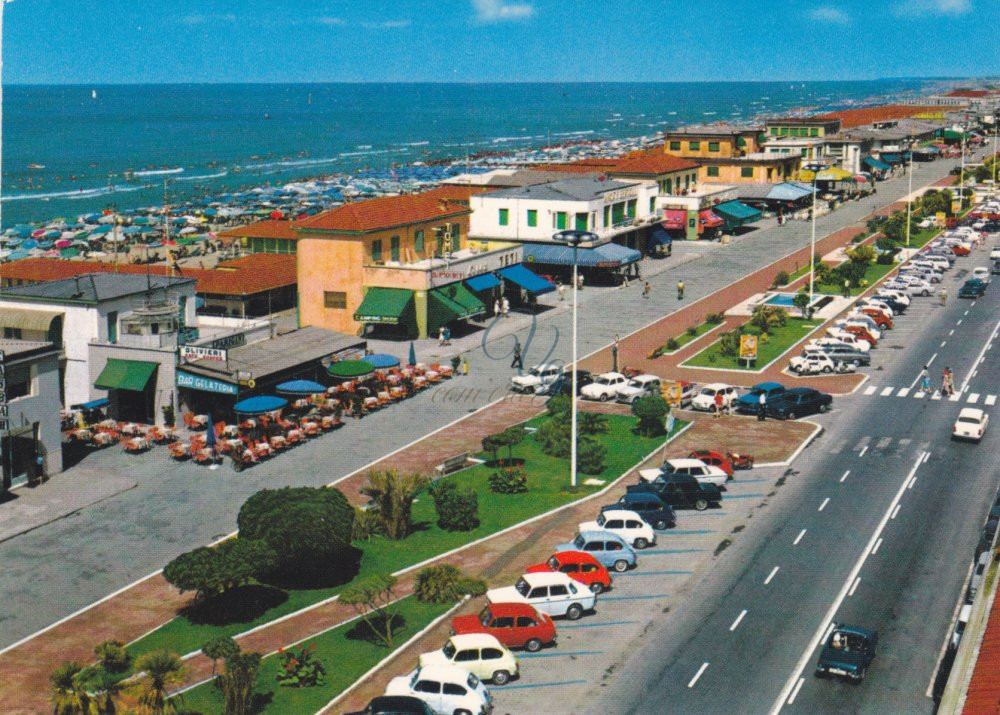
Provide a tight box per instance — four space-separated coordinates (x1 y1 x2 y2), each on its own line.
3 0 1000 84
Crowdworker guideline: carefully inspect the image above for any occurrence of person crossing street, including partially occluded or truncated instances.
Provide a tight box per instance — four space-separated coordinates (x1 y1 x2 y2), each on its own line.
677 280 684 300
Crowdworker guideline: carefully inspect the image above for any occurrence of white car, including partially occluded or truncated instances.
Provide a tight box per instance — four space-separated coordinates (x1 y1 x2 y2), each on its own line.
990 247 1000 260
857 298 894 318
420 634 519 685
638 457 729 488
690 383 738 412
789 352 837 375
806 336 870 354
875 289 910 306
920 255 951 272
834 318 881 341
510 364 562 394
579 509 656 549
580 372 628 401
972 266 992 284
900 266 943 283
918 217 936 229
615 374 663 404
953 407 989 442
487 572 597 620
385 665 492 715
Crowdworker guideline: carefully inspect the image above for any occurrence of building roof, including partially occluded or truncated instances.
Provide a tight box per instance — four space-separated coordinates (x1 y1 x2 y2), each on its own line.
0 254 296 297
418 184 496 202
528 152 698 177
0 272 195 305
216 219 300 242
295 194 470 233
945 90 994 98
813 105 958 129
697 152 800 164
961 577 1000 712
480 176 637 202
766 117 842 126
665 124 763 136
443 168 601 188
0 338 58 359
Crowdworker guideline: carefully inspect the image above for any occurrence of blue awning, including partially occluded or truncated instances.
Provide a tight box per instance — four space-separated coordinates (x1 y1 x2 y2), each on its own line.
76 398 110 410
233 395 288 414
649 224 674 246
523 242 642 269
880 153 901 164
712 200 762 227
275 379 326 395
863 156 891 171
363 353 402 369
498 264 556 294
765 182 815 201
465 273 501 292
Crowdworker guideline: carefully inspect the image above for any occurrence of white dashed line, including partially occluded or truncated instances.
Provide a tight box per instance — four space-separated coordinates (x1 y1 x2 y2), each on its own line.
941 341 947 348
858 445 868 457
891 504 901 519
968 393 981 404
793 529 806 546
819 498 830 512
730 610 748 632
949 393 961 402
909 476 917 490
957 319 963 326
927 353 937 368
897 388 910 397
849 577 861 597
965 310 970 316
987 395 997 406
923 451 931 464
765 566 780 584
872 538 883 555
863 385 877 396
688 662 709 688
880 386 894 396
840 470 850 483
787 678 805 705
949 329 955 336
914 390 926 399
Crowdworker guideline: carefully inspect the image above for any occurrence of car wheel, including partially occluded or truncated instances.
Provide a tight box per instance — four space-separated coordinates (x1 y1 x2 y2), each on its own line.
492 670 511 685
634 537 649 549
566 603 584 620
853 668 867 684
455 710 473 715
819 403 829 413
922 289 929 296
787 411 797 420
654 519 669 530
822 365 832 373
590 582 605 594
599 393 610 402
694 498 709 511
524 638 543 653
613 559 629 573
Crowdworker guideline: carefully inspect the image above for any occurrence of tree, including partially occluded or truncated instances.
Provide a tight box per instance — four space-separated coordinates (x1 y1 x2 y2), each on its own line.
340 573 402 648
430 480 480 531
480 434 501 464
414 564 487 604
130 650 187 715
577 437 607 475
847 244 876 265
218 651 261 715
94 639 131 674
202 635 239 677
495 426 525 462
632 395 670 437
578 411 608 435
750 305 787 333
163 539 277 602
792 291 811 319
360 470 430 540
50 661 91 715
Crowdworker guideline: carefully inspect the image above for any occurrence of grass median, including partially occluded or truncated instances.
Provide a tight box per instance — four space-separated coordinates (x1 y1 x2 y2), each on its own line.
682 317 822 371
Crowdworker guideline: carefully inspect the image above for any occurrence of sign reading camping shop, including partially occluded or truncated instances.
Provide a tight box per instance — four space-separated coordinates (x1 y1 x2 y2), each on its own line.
180 345 227 362
176 369 238 395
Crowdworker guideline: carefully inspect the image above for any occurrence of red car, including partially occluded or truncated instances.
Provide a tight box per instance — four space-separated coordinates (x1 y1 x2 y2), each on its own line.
844 324 877 347
952 243 972 256
526 551 613 593
452 602 556 652
858 307 892 330
688 449 734 478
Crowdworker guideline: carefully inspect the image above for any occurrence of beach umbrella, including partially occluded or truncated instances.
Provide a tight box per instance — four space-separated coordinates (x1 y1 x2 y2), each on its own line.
276 379 326 395
233 395 288 415
408 342 417 367
8 250 29 260
42 230 60 239
179 226 197 235
97 215 115 224
60 247 80 258
43 249 60 257
55 239 72 248
22 239 38 249
270 210 284 219
31 229 45 238
363 353 401 369
60 231 76 240
326 360 375 380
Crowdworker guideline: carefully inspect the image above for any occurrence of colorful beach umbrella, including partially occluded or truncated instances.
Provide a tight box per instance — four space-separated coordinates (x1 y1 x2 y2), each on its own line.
363 353 401 369
326 360 375 379
233 395 288 414
275 379 326 395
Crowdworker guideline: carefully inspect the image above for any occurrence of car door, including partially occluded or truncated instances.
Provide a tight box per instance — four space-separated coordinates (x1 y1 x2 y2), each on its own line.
413 678 443 713
625 519 644 540
515 614 539 644
527 586 552 614
441 682 468 712
490 615 515 644
453 647 482 677
582 539 606 566
548 583 570 613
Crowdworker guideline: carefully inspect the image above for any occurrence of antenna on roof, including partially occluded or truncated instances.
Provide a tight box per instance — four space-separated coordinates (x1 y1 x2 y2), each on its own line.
89 274 98 301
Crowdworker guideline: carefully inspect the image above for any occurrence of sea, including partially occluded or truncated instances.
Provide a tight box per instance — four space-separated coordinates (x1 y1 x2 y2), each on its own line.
1 79 936 228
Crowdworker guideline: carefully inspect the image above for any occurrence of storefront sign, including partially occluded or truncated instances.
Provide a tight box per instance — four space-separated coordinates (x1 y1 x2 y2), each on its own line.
430 250 520 281
604 187 639 202
180 345 227 362
209 333 247 351
176 370 238 395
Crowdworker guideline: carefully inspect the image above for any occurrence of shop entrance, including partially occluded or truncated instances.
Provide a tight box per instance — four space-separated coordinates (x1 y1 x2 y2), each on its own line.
2 423 38 489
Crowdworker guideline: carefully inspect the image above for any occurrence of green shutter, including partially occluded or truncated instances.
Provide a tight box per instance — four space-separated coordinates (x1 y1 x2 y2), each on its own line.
556 212 567 230
709 142 720 152
498 208 509 226
451 223 460 252
669 141 681 151
665 179 672 193
810 127 819 137
741 167 754 178
690 141 700 150
611 202 625 224
527 209 537 227
371 239 382 262
414 229 424 253
603 206 610 225
575 213 588 231
626 199 637 218
390 235 400 262
707 166 719 177
649 196 656 213
436 229 444 255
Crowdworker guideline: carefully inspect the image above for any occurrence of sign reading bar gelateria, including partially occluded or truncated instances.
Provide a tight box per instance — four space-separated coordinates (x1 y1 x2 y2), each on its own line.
176 369 238 395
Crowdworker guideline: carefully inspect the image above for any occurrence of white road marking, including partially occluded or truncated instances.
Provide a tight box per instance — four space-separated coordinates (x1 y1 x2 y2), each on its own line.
819 498 830 512
688 662 709 688
949 329 955 336
931 391 942 400
872 538 883 555
849 577 861 597
909 476 917 490
914 390 926 399
787 678 805 706
960 318 1000 393
793 530 806 546
957 319 963 326
863 385 877 396
974 370 979 378
730 610 748 632
891 504 901 519
858 445 868 457
897 388 910 397
923 451 931 464
840 470 850 483
927 352 937 368
987 395 997 406
965 310 970 316
941 341 947 348
881 386 894 396
765 566 780 584
949 393 961 402
968 393 981 404
770 452 927 714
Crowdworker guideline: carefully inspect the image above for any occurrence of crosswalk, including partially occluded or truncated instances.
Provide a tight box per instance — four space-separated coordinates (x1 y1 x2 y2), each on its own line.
860 384 996 404
825 436 930 457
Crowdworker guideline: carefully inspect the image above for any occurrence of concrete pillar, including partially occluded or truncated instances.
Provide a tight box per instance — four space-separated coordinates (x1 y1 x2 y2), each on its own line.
414 290 428 340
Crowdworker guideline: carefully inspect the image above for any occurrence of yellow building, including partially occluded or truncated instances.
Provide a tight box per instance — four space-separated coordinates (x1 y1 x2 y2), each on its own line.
764 118 842 139
662 125 764 159
699 153 803 184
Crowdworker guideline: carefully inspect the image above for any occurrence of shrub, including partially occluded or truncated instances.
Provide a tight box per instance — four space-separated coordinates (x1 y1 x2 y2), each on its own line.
430 480 480 531
163 538 277 602
773 270 790 287
665 338 680 351
489 464 528 494
579 411 608 435
632 395 669 437
706 312 724 325
351 506 382 542
94 639 131 674
340 573 401 648
219 651 261 715
577 437 607 475
535 417 571 458
686 325 697 337
718 329 741 358
202 635 239 677
546 395 571 421
414 564 487 604
876 252 895 265
851 231 866 243
276 644 326 688
750 305 787 332
360 470 431 540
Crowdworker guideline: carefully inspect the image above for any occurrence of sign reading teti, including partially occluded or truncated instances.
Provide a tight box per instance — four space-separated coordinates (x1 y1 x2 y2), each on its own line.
181 345 227 362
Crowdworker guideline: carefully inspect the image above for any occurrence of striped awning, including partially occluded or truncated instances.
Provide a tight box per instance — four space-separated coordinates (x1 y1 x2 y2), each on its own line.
0 307 63 333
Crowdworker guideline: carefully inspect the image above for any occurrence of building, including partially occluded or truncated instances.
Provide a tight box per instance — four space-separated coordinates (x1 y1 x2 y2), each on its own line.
662 125 764 159
0 339 63 490
764 117 842 139
216 219 299 255
698 152 802 184
295 192 521 340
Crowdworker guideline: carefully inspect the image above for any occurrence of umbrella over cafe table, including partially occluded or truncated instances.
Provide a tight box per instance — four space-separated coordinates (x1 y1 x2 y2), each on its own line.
327 360 375 380
363 353 401 369
276 379 327 395
233 395 288 415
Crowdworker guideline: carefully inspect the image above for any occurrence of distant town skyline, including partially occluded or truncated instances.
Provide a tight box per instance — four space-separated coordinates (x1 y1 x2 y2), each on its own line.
4 0 1000 84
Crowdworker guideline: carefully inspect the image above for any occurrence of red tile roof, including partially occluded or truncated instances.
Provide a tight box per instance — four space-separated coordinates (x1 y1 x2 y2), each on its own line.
0 254 296 297
295 194 470 233
216 219 300 242
528 151 698 177
814 105 959 129
418 185 497 202
946 90 993 98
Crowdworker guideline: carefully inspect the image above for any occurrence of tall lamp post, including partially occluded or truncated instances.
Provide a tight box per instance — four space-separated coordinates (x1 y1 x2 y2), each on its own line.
809 169 819 304
906 141 915 248
552 229 598 489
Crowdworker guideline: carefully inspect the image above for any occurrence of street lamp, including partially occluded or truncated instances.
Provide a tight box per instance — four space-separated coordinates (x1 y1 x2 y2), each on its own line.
906 141 915 248
552 229 599 489
809 169 819 304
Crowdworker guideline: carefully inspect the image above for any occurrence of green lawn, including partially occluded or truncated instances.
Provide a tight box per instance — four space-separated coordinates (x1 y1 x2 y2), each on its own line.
175 596 451 715
903 225 943 249
129 413 677 660
814 261 897 296
683 317 822 371
656 320 721 354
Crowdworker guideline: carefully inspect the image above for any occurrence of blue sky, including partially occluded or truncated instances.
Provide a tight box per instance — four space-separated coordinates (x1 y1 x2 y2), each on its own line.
4 0 999 84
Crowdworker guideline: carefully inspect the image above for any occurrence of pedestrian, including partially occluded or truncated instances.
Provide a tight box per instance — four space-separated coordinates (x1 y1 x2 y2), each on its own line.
714 391 724 418
942 366 954 396
511 340 523 370
494 298 501 317
443 325 452 345
643 281 652 299
677 280 685 300
557 280 566 302
501 296 510 318
462 356 469 377
612 335 620 372
842 279 850 298
634 262 642 279
919 365 930 393
621 272 629 289
438 326 446 347
757 391 767 421
940 288 948 306
577 273 584 291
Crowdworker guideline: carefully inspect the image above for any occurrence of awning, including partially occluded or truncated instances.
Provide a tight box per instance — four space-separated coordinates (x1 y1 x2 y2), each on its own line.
649 224 674 246
0 307 62 334
275 379 326 395
815 167 855 181
465 273 501 292
353 287 414 325
712 200 763 228
327 360 375 379
233 395 288 414
920 144 942 153
74 398 110 410
863 156 891 171
698 210 724 229
879 153 901 164
523 242 641 269
94 358 158 392
763 182 814 202
498 265 556 294
429 283 486 321
661 209 687 230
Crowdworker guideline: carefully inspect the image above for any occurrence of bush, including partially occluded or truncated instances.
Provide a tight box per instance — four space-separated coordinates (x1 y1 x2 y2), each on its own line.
361 470 431 541
163 538 277 602
546 395 571 421
202 635 239 676
579 411 608 435
665 338 680 351
718 329 742 358
276 644 326 688
876 252 895 265
632 395 669 437
705 312 724 325
851 231 866 243
414 564 487 604
535 417 571 458
430 480 480 531
94 639 131 674
577 437 607 475
351 506 382 541
686 325 697 337
489 464 528 494
773 270 790 287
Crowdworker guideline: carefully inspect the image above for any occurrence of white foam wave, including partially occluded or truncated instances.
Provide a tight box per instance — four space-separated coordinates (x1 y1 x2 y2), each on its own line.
175 170 229 182
552 130 595 137
2 184 145 202
491 135 535 143
133 167 184 177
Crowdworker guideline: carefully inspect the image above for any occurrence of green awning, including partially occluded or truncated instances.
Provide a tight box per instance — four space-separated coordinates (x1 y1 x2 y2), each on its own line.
712 200 762 228
434 283 486 318
353 287 414 325
94 358 158 392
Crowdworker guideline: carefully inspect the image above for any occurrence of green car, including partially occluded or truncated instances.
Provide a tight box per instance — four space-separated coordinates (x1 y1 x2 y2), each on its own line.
959 278 987 299
815 624 878 682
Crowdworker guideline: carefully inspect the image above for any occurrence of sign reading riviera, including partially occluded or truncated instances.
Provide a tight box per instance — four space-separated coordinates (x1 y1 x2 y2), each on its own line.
176 370 238 395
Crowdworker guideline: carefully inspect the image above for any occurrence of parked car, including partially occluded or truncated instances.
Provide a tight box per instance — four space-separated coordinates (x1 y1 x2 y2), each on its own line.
959 278 987 299
452 602 556 653
789 352 837 375
990 246 1000 260
615 374 663 404
536 369 594 397
952 242 972 256
734 382 786 414
580 372 628 401
822 330 873 352
858 298 895 317
767 387 833 419
627 472 723 511
510 364 562 394
579 509 657 549
808 343 871 367
526 551 612 594
487 571 598 619
856 307 893 330
690 383 738 412
346 695 435 715
838 324 878 347
814 625 878 682
876 288 911 305
385 665 492 715
688 449 734 477
972 266 992 284
638 457 729 488
607 492 677 530
970 551 992 597
953 407 989 442
870 294 907 314
555 531 636 573
808 335 870 355
992 259 1000 275
952 604 973 649
420 634 519 685
840 314 883 338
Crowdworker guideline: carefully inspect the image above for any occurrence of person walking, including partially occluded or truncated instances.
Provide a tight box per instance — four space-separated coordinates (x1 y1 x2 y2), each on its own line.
940 288 948 306
556 280 566 302
612 335 620 372
511 340 524 370
643 281 652 299
501 296 510 318
942 366 954 396
918 365 930 393
757 391 767 421
842 279 850 298
494 298 501 317
577 273 584 291
677 280 685 300
438 326 446 347
462 356 469 377
713 391 723 418
443 325 452 345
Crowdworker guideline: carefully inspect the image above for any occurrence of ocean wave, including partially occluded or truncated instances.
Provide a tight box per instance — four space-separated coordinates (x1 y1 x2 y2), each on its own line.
552 130 595 137
491 135 536 143
133 167 184 177
396 140 430 147
242 156 343 171
175 170 229 182
338 148 396 158
2 185 146 202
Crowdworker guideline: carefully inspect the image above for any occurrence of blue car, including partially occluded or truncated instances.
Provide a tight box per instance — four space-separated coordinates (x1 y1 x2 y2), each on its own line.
555 530 637 573
735 382 785 414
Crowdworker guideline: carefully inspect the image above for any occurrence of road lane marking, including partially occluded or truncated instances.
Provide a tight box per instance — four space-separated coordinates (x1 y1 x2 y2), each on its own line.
909 476 917 490
949 393 961 402
923 451 931 464
927 352 938 368
872 538 883 555
819 498 830 512
787 678 805 705
558 620 640 629
965 310 970 316
765 566 780 584
729 610 747 632
960 318 1000 393
987 395 998 406
931 391 942 400
880 386 894 396
891 504 901 519
793 529 806 545
501 679 589 689
863 385 877 395
770 451 927 715
617 570 693 576
840 470 850 483
688 662 709 688
949 329 955 336
858 445 868 457
941 341 947 347
914 390 926 399
876 436 892 450
849 577 861 597
957 319 963 326
969 393 981 404
897 388 910 397
601 593 671 601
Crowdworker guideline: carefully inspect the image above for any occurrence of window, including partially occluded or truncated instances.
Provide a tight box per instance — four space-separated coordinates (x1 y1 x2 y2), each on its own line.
603 205 610 226
436 228 445 255
605 519 624 529
560 563 579 573
493 616 515 628
665 178 672 194
669 141 681 151
371 239 382 262
779 127 789 136
450 223 461 252
606 541 623 551
5 364 31 400
415 680 441 694
414 229 424 253
741 167 754 178
689 141 700 151
649 196 656 213
107 311 118 344
584 541 601 552
482 648 504 660
770 127 779 135
454 650 478 663
626 520 643 528
611 202 625 224
324 291 347 309
443 684 467 696
810 127 819 137
515 616 537 628
527 209 537 227
390 235 400 262
706 166 720 177
626 199 637 218
575 212 588 231
528 587 548 599
555 212 567 230
549 585 568 597
3 327 22 339
708 141 720 152
499 208 509 226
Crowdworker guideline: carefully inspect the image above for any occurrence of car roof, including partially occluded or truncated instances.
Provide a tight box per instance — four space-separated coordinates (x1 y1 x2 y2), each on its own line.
752 381 784 390
631 374 660 382
621 492 664 504
519 570 574 586
959 407 985 419
600 508 643 520
833 624 877 640
549 550 602 564
414 663 477 681
690 449 723 457
596 371 626 379
702 382 732 390
578 529 626 543
486 601 539 617
665 457 707 468
447 633 503 649
783 387 818 396
369 695 433 709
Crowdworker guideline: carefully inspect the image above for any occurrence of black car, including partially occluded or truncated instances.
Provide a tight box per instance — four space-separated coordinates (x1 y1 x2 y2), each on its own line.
626 473 722 511
346 696 434 715
959 278 987 299
537 369 594 397
767 387 832 420
992 260 1000 275
604 492 677 530
815 624 878 682
872 294 907 314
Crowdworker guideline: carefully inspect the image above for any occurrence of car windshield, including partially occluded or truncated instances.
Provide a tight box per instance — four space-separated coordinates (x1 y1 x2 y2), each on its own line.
699 387 716 396
442 641 457 659
573 534 585 549
547 555 560 570
467 673 480 689
627 379 643 388
479 607 492 627
596 513 606 527
959 416 981 424
515 578 530 596
597 376 614 385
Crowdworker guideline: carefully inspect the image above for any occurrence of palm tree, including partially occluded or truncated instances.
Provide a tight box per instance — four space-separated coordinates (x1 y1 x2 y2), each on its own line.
51 661 88 715
218 651 261 715
360 469 430 540
130 650 187 715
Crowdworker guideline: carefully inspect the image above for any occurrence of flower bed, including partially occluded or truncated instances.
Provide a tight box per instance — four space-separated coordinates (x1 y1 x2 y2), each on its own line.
682 318 822 371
